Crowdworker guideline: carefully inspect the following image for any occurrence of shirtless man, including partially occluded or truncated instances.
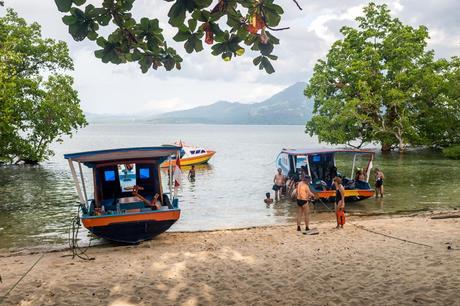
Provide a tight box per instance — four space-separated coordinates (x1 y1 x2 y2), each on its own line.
296 175 316 231
273 168 285 201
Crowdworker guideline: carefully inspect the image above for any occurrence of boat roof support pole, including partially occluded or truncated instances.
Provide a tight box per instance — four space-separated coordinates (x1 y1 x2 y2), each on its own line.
78 162 88 204
68 159 85 205
351 154 357 179
365 154 374 182
168 155 173 197
306 155 311 177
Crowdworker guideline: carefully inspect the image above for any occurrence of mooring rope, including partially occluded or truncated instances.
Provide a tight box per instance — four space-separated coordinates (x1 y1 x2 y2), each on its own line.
350 223 433 248
0 252 45 304
68 204 95 261
312 197 433 248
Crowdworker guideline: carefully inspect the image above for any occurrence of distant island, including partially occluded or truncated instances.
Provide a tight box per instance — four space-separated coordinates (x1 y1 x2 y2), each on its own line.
86 82 312 125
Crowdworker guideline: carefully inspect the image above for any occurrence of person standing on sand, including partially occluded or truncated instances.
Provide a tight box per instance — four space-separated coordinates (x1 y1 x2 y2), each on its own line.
273 168 285 201
296 175 316 231
333 177 345 229
374 168 385 198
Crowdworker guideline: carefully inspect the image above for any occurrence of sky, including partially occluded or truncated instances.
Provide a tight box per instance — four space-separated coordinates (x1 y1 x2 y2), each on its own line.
3 0 460 115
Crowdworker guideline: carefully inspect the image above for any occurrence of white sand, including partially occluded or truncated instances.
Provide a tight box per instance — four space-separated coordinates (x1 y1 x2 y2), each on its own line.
1 214 460 305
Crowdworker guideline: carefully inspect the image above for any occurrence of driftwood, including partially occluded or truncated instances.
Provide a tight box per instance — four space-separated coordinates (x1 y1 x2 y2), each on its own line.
431 214 460 220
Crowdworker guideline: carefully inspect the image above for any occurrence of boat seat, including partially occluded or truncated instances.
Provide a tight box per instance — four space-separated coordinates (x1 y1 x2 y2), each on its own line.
355 180 371 190
102 195 158 211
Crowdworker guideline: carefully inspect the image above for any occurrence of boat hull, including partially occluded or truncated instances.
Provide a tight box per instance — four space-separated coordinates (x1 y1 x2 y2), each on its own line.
82 210 180 244
317 189 374 202
161 151 215 167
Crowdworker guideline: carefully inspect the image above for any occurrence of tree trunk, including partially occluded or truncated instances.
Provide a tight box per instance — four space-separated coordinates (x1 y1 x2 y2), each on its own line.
22 159 40 165
381 143 392 153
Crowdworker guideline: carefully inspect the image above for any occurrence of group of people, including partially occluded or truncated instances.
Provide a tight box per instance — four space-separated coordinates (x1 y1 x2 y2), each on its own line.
265 167 385 231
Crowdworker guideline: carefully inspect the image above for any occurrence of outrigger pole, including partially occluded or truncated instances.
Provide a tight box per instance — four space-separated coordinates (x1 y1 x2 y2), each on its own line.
351 154 357 179
67 159 86 207
78 162 88 204
168 155 173 198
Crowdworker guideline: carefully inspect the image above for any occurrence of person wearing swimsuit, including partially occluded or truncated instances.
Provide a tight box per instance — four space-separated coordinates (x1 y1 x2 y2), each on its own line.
273 168 285 201
374 168 385 198
296 175 316 231
333 177 345 229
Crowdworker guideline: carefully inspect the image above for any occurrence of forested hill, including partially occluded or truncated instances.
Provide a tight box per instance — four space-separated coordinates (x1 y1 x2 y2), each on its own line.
149 82 312 125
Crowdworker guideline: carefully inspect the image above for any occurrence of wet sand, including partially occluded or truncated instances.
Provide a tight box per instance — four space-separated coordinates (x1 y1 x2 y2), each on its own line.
1 213 460 306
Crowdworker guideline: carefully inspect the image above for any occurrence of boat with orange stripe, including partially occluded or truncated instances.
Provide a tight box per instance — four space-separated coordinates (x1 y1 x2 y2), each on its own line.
161 142 215 168
65 146 182 244
276 148 375 201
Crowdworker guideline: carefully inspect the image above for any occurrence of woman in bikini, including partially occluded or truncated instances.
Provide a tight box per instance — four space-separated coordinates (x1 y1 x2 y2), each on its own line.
333 177 345 229
374 168 385 198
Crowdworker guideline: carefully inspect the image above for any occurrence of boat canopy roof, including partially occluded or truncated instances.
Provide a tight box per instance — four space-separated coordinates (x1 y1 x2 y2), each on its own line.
64 146 181 166
281 148 375 156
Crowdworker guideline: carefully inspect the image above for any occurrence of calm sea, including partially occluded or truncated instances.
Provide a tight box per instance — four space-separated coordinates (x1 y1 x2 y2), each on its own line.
0 124 459 250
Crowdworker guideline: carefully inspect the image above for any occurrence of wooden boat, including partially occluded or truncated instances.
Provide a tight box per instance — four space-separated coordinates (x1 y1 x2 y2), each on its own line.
276 148 375 201
64 146 182 244
161 143 215 168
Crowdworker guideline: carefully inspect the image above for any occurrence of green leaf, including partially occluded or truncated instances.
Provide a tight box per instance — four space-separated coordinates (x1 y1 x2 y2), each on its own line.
173 31 190 42
168 1 187 27
73 0 86 5
188 18 197 32
259 42 274 56
253 55 263 66
87 31 98 40
260 57 275 74
62 15 77 25
184 38 194 53
194 37 203 52
55 0 73 12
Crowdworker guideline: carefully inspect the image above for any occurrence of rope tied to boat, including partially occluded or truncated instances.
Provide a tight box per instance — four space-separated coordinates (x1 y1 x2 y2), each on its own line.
312 198 433 249
68 203 95 261
0 253 45 304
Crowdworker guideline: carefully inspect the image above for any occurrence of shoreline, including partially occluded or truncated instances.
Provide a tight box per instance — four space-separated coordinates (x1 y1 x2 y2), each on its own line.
1 209 459 258
1 212 460 305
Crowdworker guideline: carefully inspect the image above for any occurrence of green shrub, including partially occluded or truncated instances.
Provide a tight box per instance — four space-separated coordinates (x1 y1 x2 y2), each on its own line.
443 145 460 159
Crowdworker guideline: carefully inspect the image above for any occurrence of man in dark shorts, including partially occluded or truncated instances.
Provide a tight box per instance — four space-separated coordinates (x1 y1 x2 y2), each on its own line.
273 168 285 201
296 176 316 231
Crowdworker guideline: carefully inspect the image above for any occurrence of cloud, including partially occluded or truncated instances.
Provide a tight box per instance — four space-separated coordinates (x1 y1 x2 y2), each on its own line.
2 0 460 114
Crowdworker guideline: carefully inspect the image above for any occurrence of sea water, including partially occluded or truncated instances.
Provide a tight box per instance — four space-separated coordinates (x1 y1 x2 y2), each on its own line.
0 124 459 250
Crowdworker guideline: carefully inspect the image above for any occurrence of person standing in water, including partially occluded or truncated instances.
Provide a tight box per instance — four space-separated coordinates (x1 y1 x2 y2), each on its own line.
333 177 345 229
273 168 285 201
188 165 196 181
374 168 385 198
296 175 316 231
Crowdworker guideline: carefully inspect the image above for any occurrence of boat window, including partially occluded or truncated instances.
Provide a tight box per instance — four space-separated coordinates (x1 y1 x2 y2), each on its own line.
118 164 136 192
104 170 116 182
295 156 308 169
312 155 321 163
201 150 205 153
139 168 150 179
190 150 195 154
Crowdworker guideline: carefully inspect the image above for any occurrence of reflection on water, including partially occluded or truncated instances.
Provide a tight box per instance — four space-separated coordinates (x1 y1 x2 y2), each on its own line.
0 124 459 250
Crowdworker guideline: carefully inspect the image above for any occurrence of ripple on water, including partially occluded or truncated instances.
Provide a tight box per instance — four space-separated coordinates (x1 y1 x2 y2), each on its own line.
1 124 459 250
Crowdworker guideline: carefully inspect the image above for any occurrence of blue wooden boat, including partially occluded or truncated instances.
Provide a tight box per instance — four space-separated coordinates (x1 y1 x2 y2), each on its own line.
64 146 182 244
276 148 375 201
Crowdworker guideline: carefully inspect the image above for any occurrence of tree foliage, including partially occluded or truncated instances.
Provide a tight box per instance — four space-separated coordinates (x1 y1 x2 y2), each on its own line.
305 3 460 151
0 9 87 164
54 0 296 74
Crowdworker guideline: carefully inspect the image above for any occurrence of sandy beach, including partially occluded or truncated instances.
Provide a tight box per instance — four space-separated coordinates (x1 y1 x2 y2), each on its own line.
1 213 460 306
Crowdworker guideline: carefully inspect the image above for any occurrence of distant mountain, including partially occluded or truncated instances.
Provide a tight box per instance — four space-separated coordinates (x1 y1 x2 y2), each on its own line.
150 82 312 125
